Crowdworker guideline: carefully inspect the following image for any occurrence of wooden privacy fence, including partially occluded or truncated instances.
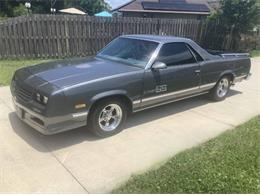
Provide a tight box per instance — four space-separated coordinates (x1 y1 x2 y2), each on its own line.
0 14 205 59
1 14 257 59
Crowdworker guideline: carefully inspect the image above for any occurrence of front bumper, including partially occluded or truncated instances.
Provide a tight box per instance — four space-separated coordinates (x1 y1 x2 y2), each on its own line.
13 98 88 135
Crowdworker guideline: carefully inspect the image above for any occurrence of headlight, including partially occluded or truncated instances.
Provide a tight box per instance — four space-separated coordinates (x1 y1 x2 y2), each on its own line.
35 93 48 105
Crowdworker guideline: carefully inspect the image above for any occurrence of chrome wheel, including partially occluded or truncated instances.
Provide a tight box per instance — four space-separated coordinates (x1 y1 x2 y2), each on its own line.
98 104 123 131
217 78 229 98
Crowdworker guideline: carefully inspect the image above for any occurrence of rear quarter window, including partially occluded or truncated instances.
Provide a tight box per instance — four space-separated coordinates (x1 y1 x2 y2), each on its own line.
186 44 204 62
157 42 197 66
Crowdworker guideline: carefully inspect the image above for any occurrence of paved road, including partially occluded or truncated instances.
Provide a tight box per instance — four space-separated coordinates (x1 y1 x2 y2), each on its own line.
0 57 259 193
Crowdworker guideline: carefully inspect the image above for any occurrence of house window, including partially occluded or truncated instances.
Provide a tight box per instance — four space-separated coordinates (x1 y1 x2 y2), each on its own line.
197 15 202 20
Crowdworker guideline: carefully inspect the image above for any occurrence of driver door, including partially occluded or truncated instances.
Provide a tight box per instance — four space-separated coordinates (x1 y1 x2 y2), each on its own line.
141 42 201 107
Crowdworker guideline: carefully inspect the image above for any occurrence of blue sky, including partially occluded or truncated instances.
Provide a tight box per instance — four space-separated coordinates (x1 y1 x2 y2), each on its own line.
105 0 130 9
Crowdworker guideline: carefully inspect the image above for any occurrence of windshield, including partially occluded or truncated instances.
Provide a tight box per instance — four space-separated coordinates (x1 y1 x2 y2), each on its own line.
97 37 159 68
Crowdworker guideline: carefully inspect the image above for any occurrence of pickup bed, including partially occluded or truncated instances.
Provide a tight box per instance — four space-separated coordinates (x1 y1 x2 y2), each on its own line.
11 35 251 137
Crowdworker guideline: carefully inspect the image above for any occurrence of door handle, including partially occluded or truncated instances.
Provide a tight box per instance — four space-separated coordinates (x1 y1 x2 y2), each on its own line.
195 70 201 74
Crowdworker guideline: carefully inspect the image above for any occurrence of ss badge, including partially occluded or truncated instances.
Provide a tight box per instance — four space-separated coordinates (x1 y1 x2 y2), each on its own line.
155 84 167 93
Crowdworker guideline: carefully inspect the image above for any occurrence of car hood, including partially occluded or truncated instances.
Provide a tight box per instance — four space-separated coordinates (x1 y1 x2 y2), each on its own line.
23 57 141 89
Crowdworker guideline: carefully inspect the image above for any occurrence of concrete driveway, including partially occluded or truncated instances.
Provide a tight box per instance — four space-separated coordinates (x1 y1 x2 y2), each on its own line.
0 57 259 193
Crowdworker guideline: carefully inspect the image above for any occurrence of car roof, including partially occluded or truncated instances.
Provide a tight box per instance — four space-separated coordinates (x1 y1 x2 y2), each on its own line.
120 34 190 43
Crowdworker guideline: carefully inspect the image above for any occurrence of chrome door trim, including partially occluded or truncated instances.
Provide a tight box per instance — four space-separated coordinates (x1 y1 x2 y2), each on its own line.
142 86 200 103
140 82 216 103
200 82 216 89
134 91 209 113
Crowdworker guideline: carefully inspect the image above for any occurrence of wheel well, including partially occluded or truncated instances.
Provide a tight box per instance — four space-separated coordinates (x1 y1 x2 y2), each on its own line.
89 95 133 115
220 73 234 83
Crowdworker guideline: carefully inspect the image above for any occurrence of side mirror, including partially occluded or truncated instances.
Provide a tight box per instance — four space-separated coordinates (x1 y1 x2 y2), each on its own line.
152 61 167 70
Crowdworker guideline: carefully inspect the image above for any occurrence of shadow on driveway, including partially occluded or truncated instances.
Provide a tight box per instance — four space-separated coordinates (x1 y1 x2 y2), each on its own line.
9 90 241 152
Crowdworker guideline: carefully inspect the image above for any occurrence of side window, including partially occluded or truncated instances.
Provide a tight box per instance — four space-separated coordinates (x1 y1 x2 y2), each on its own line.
157 42 196 66
186 44 204 62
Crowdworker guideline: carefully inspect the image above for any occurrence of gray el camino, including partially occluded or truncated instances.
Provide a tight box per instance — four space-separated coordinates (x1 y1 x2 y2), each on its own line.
10 35 251 137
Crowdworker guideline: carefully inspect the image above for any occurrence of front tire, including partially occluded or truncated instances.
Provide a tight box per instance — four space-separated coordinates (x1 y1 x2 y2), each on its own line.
88 98 127 137
209 76 231 101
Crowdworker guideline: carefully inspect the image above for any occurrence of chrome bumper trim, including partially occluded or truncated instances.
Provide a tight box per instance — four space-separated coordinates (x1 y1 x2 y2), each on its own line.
245 73 252 80
72 112 88 118
13 98 88 135
233 73 251 83
133 99 141 105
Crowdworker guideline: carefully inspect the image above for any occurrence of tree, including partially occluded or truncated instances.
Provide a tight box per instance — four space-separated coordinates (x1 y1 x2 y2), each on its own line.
13 3 28 17
217 0 259 34
0 0 57 16
30 0 65 14
64 0 111 15
207 0 260 51
0 0 22 17
0 0 110 17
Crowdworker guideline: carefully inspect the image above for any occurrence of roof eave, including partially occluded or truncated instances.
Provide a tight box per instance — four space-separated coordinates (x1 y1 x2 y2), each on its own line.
118 9 211 15
112 0 136 12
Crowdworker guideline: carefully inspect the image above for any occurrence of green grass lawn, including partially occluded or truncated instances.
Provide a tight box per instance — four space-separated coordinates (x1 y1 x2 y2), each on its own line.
250 50 260 57
0 59 49 86
114 116 260 193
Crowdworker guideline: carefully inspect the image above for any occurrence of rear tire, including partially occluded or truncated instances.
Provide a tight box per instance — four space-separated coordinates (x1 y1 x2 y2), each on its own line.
88 98 127 137
209 76 231 101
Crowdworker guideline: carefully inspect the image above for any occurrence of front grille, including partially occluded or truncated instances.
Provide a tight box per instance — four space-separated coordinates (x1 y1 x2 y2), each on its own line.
14 82 33 102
